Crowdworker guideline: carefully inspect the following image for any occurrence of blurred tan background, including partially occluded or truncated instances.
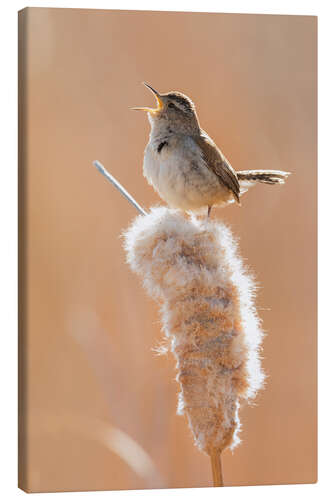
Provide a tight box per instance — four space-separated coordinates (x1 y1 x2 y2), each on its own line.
19 8 317 492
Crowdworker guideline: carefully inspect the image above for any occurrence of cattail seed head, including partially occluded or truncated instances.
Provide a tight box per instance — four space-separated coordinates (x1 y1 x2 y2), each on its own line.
124 207 265 455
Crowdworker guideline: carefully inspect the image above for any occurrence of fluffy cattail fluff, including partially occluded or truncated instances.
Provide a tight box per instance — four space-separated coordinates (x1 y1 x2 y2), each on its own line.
124 207 265 456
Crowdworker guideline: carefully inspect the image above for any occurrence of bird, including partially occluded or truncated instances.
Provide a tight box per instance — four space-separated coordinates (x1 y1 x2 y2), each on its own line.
133 83 290 216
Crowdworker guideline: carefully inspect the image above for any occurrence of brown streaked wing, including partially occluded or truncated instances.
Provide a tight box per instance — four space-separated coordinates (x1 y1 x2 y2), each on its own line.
194 133 240 203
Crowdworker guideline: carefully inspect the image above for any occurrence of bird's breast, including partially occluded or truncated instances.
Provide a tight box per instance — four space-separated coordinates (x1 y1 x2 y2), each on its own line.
143 135 225 210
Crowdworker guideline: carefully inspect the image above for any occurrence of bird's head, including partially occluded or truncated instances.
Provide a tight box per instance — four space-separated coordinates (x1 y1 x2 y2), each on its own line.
132 83 200 134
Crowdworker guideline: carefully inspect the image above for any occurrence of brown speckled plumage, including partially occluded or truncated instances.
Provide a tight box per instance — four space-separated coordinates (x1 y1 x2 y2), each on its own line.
135 84 290 213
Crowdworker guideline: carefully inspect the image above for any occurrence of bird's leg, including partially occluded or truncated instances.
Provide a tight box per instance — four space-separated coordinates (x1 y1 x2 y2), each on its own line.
207 205 212 218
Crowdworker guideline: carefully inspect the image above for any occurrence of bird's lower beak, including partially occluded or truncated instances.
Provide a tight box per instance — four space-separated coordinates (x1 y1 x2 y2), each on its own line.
131 82 164 114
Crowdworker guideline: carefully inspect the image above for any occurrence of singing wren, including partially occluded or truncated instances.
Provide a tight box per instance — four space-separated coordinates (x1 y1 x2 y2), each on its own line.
133 83 290 216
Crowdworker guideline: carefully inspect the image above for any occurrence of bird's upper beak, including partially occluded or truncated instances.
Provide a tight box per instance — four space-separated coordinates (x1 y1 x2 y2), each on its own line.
131 83 164 114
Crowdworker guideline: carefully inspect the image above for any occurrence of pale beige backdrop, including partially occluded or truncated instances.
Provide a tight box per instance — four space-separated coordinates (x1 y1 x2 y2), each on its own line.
19 8 317 492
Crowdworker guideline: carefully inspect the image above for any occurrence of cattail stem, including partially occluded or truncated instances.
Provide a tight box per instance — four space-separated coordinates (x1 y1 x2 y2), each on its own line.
124 208 265 488
210 451 223 487
92 160 147 216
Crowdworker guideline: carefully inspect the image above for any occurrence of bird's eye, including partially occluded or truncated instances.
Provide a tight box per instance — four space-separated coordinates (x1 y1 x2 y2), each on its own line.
168 102 176 109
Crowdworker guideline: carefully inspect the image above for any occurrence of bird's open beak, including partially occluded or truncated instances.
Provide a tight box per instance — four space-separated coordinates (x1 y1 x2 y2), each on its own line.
131 83 164 114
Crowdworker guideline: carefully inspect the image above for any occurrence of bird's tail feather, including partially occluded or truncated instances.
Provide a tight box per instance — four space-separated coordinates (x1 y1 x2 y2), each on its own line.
237 170 290 185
